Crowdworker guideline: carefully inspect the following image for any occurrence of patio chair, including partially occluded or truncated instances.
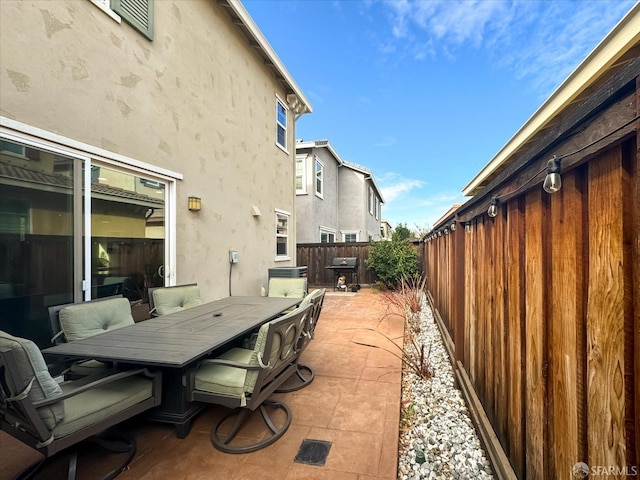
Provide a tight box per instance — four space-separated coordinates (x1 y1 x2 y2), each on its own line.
267 277 307 299
186 303 312 454
275 288 326 393
48 296 134 377
148 283 202 317
0 330 162 480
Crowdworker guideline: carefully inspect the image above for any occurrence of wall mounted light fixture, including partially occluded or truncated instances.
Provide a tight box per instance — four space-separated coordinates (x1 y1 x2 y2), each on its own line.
188 196 202 212
543 156 562 193
487 196 499 218
450 222 456 231
465 222 471 233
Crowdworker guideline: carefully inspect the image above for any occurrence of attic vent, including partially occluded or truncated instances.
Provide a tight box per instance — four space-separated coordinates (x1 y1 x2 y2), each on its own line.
316 140 329 146
112 0 154 41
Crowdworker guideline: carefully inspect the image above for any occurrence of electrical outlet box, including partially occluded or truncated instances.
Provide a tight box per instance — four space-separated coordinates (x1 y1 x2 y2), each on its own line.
229 250 238 263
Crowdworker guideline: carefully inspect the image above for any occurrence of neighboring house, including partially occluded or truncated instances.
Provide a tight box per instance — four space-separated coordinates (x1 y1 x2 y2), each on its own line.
295 139 384 244
380 219 392 240
0 0 311 347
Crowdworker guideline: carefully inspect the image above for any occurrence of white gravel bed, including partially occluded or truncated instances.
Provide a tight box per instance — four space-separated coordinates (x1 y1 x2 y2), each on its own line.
397 295 494 480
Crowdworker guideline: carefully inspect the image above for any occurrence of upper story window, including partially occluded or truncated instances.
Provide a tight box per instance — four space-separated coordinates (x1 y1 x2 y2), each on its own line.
344 232 358 242
275 210 290 260
315 158 324 198
295 155 306 194
375 198 380 220
319 227 336 243
92 0 153 39
276 98 288 151
111 0 154 40
368 187 374 215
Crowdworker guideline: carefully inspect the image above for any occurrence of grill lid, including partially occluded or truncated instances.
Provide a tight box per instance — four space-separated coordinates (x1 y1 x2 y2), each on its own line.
331 257 359 267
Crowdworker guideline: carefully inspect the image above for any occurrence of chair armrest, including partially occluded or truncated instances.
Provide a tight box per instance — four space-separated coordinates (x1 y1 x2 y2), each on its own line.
32 368 158 408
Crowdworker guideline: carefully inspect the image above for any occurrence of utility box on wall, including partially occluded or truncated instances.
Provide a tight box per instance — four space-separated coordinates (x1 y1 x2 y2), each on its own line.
268 266 308 279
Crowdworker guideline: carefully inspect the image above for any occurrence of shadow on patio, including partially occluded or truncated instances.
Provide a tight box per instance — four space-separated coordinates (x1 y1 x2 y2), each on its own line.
33 289 403 480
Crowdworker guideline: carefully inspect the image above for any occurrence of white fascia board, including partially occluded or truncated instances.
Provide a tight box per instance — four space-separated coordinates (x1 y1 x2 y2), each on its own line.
462 2 640 197
227 0 313 115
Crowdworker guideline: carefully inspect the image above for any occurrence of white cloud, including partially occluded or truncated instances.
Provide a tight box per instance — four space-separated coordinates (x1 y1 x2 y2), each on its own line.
378 172 425 202
377 0 636 96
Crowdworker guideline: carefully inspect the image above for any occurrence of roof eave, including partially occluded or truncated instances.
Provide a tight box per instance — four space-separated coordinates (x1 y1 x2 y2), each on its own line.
221 0 313 115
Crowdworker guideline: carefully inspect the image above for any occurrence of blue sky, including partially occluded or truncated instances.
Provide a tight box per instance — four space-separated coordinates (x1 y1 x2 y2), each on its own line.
243 0 636 231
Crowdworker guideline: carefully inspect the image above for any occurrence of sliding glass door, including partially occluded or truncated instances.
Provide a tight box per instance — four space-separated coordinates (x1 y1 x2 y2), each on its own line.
0 138 167 348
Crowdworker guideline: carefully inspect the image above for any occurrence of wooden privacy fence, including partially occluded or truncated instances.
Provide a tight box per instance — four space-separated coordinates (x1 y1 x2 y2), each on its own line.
422 61 639 477
295 242 378 287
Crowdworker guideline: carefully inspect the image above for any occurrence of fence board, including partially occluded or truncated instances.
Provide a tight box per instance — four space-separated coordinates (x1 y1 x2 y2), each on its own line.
495 206 507 447
548 170 583 478
506 199 525 477
524 189 547 479
587 149 627 468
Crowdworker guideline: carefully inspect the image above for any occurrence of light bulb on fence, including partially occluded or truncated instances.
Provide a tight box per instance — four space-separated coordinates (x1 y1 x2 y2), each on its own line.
543 156 562 193
487 196 499 218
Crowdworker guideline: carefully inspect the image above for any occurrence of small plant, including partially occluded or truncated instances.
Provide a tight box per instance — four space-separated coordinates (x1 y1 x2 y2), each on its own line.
351 274 432 381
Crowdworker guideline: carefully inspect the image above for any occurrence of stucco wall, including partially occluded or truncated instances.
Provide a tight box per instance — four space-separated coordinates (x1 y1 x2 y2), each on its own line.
0 0 298 299
338 168 366 239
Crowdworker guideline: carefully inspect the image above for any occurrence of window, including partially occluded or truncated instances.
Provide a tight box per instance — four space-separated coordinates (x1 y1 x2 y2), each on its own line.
111 0 154 40
319 227 336 243
375 198 380 220
275 210 290 259
276 98 287 150
343 231 358 242
315 158 324 198
368 187 374 215
295 155 306 193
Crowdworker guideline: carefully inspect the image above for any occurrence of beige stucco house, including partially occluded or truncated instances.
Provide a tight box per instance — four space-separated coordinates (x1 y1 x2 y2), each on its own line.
0 0 311 347
295 139 384 244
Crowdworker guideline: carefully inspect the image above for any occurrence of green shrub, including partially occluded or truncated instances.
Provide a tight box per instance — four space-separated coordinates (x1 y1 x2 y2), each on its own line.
366 236 420 288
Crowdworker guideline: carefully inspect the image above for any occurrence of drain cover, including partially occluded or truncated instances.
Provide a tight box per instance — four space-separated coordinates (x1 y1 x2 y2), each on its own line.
294 439 332 466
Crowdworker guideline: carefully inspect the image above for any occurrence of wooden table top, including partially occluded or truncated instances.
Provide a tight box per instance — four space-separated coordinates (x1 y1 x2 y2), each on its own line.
42 296 300 368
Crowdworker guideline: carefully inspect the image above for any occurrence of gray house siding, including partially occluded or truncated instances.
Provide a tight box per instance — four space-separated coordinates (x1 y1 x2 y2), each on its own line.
295 140 383 244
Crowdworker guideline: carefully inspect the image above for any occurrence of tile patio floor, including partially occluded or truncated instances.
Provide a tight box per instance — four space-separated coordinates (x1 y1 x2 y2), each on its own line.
38 289 404 480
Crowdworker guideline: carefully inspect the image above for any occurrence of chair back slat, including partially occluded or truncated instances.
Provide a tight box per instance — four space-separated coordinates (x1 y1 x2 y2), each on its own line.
246 304 311 406
0 346 60 445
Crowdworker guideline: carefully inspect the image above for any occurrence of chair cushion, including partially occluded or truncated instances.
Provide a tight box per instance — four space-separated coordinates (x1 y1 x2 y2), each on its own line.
153 285 203 315
59 298 134 341
53 373 152 438
268 278 306 299
69 359 107 375
0 331 65 430
194 348 252 400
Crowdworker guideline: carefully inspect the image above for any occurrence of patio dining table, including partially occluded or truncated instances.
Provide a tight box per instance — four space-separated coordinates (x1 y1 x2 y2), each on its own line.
42 295 301 438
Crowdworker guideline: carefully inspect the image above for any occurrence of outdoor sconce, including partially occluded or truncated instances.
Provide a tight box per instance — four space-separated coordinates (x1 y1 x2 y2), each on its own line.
188 196 202 212
543 156 562 193
487 196 499 218
450 222 456 231
465 222 471 233
444 228 449 235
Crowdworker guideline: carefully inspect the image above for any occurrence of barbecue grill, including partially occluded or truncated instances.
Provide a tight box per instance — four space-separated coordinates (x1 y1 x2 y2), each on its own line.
326 257 360 292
